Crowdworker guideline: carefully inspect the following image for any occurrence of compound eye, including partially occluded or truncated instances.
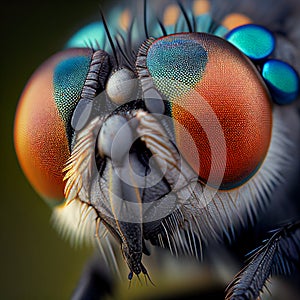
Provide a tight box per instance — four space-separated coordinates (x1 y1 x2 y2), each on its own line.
140 33 272 189
14 48 96 204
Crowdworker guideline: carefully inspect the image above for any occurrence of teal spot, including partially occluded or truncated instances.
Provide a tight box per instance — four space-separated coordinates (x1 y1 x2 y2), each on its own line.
195 14 228 36
151 24 175 37
65 6 127 52
66 22 107 50
53 55 91 141
195 14 212 33
226 24 275 61
174 13 193 33
262 59 299 104
213 25 229 38
147 35 208 99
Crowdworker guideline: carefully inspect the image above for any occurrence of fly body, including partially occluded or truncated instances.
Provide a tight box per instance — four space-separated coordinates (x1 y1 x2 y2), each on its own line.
14 0 300 298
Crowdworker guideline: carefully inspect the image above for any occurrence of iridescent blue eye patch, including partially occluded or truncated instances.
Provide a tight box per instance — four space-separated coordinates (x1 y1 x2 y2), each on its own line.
147 36 208 87
53 56 91 133
225 24 275 61
225 24 299 104
65 22 107 50
262 59 299 105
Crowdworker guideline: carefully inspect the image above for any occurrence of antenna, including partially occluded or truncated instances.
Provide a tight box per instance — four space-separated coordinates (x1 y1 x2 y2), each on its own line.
99 8 119 67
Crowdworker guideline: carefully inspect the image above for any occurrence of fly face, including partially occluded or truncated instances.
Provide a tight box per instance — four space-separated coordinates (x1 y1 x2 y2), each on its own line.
14 0 299 287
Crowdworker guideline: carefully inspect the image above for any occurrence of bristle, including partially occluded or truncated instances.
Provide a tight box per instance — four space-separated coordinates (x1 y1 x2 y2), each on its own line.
157 18 167 36
64 117 102 204
161 222 174 256
143 0 149 39
100 9 119 67
51 200 98 247
176 104 295 251
177 1 193 32
105 236 122 280
225 221 300 300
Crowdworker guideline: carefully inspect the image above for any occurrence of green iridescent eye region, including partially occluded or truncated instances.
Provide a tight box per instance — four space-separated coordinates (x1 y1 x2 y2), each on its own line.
147 34 208 96
65 22 106 50
262 59 299 105
53 55 91 139
225 23 299 104
225 24 275 61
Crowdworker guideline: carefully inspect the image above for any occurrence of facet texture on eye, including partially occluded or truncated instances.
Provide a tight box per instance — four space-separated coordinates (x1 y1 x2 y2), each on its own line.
14 48 93 203
145 33 273 189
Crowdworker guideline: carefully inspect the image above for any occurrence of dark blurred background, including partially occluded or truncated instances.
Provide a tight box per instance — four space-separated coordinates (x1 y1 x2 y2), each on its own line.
0 1 111 299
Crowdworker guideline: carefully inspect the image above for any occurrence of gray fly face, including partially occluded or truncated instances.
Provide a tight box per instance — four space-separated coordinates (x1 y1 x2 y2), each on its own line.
64 69 195 276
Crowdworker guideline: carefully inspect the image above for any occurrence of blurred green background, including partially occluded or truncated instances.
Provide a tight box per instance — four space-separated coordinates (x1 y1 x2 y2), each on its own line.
0 1 111 299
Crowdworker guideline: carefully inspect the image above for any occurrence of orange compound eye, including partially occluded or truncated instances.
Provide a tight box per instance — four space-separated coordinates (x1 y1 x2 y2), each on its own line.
144 33 272 189
14 48 93 204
